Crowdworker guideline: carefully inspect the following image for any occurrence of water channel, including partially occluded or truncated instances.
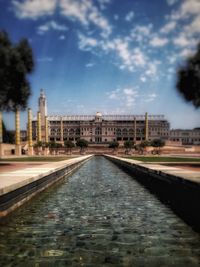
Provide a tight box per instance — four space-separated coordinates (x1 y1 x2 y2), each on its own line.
0 156 200 266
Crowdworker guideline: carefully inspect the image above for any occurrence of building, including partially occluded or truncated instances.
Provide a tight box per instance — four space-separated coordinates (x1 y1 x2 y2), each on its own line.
32 89 170 144
170 128 200 145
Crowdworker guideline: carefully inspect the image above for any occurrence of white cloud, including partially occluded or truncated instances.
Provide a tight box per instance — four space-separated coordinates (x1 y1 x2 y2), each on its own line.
59 35 66 40
97 0 111 10
160 21 176 34
140 76 147 82
168 54 178 64
12 0 57 19
107 40 147 71
179 48 195 58
144 93 157 102
114 14 119 20
125 11 134 22
150 36 169 47
184 15 200 35
12 0 112 37
78 33 98 50
114 39 133 69
107 87 139 107
173 34 190 47
88 8 112 37
123 88 138 96
145 62 157 77
169 0 200 42
37 57 53 62
132 48 146 67
180 0 200 17
166 0 178 5
86 63 95 67
60 0 112 37
107 88 120 99
38 20 68 34
131 24 152 42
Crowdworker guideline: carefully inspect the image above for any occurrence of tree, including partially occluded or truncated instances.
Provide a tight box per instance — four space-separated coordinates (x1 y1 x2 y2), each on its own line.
0 31 34 111
33 141 43 149
151 139 165 154
64 140 75 154
76 139 88 154
176 43 200 108
48 141 62 149
2 121 15 143
124 140 134 154
136 140 151 154
108 141 119 152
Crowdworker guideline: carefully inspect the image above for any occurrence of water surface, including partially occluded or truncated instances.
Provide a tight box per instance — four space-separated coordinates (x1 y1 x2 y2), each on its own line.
0 156 200 266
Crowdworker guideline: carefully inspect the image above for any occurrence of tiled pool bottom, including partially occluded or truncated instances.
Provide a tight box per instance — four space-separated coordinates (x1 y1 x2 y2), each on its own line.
0 157 200 266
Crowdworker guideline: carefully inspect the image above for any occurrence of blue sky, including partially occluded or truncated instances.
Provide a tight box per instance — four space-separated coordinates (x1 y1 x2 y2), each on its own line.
0 0 200 129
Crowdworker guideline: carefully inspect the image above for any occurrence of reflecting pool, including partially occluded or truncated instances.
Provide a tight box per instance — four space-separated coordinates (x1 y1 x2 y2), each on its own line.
0 157 200 266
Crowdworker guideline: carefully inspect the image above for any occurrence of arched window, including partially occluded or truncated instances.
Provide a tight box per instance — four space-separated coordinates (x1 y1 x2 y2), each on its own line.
122 128 128 136
116 128 121 136
129 128 134 135
95 127 102 135
69 128 74 135
75 128 80 135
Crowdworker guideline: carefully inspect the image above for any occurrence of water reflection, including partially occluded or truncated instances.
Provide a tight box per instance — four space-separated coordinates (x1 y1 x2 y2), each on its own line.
0 156 200 266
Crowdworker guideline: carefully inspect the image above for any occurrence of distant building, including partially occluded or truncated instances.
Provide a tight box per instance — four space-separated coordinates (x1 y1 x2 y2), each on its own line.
32 90 170 144
170 128 200 145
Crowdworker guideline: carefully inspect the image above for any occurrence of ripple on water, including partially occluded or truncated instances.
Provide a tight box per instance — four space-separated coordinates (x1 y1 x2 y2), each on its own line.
0 157 200 266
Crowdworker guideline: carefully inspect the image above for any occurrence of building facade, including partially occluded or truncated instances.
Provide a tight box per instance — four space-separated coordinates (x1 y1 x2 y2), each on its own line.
170 129 200 145
32 90 170 144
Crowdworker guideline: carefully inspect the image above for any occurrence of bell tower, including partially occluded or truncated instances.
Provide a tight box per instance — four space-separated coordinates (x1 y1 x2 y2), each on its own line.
38 89 47 126
38 89 47 141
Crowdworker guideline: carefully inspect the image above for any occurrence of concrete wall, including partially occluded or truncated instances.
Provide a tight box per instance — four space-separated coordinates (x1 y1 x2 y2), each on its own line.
0 155 93 217
0 143 15 157
105 155 200 233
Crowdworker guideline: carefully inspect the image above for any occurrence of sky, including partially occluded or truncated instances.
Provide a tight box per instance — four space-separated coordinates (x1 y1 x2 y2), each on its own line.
0 0 200 130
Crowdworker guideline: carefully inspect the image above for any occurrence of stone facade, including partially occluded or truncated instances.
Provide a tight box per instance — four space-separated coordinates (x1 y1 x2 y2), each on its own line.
32 90 170 144
170 129 200 145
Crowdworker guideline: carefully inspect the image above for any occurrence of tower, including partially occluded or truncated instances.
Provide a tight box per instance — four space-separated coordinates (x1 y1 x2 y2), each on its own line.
38 89 47 141
38 89 47 126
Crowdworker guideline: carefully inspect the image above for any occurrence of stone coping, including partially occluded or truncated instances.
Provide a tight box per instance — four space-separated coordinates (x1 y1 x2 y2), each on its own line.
105 155 200 184
0 155 93 196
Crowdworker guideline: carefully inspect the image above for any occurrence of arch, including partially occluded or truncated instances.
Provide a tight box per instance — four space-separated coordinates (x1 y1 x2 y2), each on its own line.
95 127 102 135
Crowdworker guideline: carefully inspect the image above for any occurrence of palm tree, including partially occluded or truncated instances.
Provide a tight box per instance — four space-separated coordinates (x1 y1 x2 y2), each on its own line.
0 31 34 111
0 31 34 147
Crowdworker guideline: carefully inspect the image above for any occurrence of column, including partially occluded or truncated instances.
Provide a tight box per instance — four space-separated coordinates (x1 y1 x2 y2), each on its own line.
45 116 49 143
145 112 149 141
60 117 63 144
134 117 136 143
37 111 42 142
44 116 49 155
28 108 33 155
15 108 21 156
